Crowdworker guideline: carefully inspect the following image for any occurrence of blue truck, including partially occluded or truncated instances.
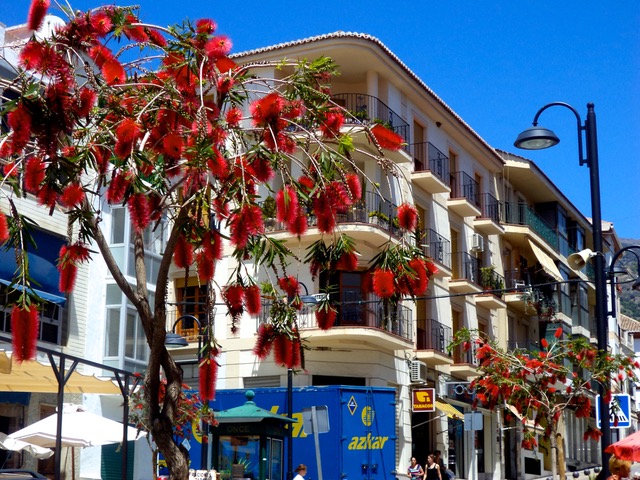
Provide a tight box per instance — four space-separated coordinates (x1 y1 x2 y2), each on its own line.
181 386 398 480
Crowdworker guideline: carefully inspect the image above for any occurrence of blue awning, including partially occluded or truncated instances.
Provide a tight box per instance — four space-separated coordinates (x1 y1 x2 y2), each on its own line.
0 228 67 306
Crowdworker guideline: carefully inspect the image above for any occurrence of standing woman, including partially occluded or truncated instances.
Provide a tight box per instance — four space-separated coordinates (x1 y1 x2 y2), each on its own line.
407 457 424 480
425 454 442 480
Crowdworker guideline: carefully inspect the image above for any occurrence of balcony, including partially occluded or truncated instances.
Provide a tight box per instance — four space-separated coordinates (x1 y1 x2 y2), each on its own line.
258 298 413 351
502 202 559 252
448 252 483 294
475 267 507 310
423 228 452 277
415 318 453 367
448 171 481 217
263 191 402 245
474 193 504 235
331 93 410 152
410 142 451 195
449 345 480 379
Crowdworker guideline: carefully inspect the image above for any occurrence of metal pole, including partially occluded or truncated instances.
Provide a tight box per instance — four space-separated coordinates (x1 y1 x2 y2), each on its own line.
584 103 611 478
287 368 293 480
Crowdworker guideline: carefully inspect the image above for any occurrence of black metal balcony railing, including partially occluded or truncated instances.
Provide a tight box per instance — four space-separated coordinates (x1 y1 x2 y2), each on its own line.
425 228 451 269
503 269 529 290
258 298 413 342
507 340 541 353
331 93 410 148
416 318 452 354
452 344 478 365
477 192 501 223
452 252 481 284
479 268 505 292
450 171 480 207
411 142 450 185
263 190 402 237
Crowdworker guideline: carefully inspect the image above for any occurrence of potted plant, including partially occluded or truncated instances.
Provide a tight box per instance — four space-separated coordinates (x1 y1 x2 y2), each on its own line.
480 266 496 291
368 210 389 227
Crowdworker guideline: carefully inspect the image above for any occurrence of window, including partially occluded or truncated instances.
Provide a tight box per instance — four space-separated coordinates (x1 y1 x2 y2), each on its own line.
174 278 208 339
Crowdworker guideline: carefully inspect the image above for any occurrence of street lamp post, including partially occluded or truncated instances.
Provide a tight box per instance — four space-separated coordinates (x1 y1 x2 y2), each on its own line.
166 314 209 470
514 102 611 477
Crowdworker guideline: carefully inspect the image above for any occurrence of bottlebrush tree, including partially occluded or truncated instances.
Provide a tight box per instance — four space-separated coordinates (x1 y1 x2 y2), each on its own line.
0 2 433 478
451 328 639 479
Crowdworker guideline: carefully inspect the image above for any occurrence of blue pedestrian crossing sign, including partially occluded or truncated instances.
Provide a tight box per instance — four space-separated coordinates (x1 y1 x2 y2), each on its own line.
596 394 631 429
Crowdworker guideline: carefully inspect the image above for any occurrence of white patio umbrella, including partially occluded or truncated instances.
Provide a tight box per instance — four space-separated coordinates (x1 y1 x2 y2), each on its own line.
8 404 145 448
0 432 53 459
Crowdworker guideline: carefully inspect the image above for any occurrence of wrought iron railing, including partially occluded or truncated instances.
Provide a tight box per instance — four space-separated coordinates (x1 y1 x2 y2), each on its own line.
258 298 412 342
452 252 481 284
263 190 401 237
477 192 501 223
411 142 450 185
331 93 410 147
426 228 451 269
479 268 505 292
416 318 452 354
450 171 480 207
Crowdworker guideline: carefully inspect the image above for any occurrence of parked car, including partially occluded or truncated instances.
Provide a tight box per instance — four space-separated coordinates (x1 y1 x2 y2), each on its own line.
0 470 46 479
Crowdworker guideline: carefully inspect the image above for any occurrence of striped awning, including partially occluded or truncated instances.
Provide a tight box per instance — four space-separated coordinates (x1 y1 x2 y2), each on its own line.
528 240 563 282
435 400 464 420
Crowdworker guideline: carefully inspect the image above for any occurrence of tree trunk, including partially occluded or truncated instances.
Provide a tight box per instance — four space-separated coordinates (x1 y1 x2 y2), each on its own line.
549 423 558 480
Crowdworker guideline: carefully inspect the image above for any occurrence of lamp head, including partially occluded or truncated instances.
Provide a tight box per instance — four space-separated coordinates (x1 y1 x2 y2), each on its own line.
514 126 560 150
165 331 189 348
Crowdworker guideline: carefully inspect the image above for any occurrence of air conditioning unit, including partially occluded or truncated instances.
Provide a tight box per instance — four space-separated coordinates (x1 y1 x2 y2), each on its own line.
409 360 427 384
471 233 484 252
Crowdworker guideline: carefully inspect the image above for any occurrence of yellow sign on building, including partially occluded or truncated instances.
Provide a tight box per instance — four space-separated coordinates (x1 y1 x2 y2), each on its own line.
412 388 436 412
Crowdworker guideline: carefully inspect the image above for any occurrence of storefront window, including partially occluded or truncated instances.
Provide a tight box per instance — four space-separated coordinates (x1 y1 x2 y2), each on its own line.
448 418 464 477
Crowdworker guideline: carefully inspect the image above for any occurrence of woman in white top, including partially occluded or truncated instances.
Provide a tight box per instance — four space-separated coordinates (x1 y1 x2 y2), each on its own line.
294 464 307 480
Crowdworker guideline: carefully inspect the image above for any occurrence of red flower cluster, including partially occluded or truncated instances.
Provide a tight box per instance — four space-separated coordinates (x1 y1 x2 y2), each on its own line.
316 305 337 330
199 352 219 401
57 243 91 293
371 124 405 150
0 211 9 244
11 305 39 362
397 203 418 231
253 324 303 369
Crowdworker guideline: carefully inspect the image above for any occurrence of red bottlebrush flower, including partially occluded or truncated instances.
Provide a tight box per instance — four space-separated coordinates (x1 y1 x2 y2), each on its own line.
11 305 39 362
196 18 217 35
202 231 223 261
320 110 344 137
0 212 9 244
215 56 237 74
173 235 194 268
541 338 549 349
243 204 264 235
146 28 167 47
249 154 274 183
313 192 336 234
229 212 250 249
88 44 114 69
273 335 294 368
199 354 218 401
102 58 126 85
335 252 358 272
372 268 396 298
253 323 274 358
106 170 131 205
123 14 148 42
205 35 233 60
58 262 78 293
7 104 32 155
217 75 235 94
298 175 315 193
316 306 337 330
2 161 17 178
76 88 96 118
196 251 215 282
36 185 58 208
89 11 112 37
27 0 50 31
224 284 245 319
278 276 300 298
288 214 308 236
207 150 229 179
245 285 262 316
371 124 404 150
345 173 362 202
554 327 563 338
397 203 418 231
162 133 183 159
60 183 85 208
425 260 439 277
290 339 302 369
276 186 299 224
116 118 141 144
250 93 284 127
24 157 45 193
226 107 243 127
19 40 46 71
128 193 151 232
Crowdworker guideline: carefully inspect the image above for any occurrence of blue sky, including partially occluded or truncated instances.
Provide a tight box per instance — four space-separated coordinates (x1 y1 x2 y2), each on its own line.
3 1 639 239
